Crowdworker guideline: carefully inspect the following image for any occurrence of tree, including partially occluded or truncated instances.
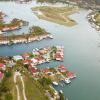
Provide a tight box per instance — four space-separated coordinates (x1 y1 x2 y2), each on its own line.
39 77 52 86
5 93 13 100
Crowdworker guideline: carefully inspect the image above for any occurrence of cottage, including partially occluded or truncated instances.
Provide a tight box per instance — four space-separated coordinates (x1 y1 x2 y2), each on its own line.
22 53 30 59
0 63 6 70
13 55 23 61
31 58 38 65
35 56 45 64
66 72 76 79
28 64 39 74
58 65 67 73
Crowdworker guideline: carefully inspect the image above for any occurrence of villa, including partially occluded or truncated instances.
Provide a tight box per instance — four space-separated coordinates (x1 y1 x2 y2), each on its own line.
0 63 6 70
21 53 30 59
28 64 39 75
13 55 23 61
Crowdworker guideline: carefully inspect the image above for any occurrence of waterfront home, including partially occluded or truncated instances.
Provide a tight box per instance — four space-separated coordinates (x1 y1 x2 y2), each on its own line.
66 72 76 79
54 46 64 61
0 71 4 82
13 55 23 61
31 58 38 65
32 49 40 56
21 53 30 59
0 40 10 45
58 65 67 73
39 47 50 54
28 64 39 75
43 53 51 62
12 38 27 44
42 68 50 74
35 56 45 64
23 59 32 65
0 63 6 70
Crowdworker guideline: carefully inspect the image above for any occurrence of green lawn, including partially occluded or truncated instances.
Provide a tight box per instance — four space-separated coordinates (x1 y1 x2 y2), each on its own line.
23 74 48 100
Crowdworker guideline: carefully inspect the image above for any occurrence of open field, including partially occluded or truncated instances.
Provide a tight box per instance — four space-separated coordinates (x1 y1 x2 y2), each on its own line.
23 74 48 100
32 6 79 26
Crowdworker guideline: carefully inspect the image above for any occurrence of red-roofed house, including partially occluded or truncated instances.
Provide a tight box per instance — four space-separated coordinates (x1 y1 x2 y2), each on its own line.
35 56 45 64
22 53 30 59
0 63 6 70
28 64 39 74
58 65 67 73
23 60 32 65
42 68 50 74
55 53 63 61
66 72 76 79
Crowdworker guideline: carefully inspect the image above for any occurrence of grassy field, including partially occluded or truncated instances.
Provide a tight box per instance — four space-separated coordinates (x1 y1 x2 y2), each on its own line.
32 6 79 26
23 74 48 100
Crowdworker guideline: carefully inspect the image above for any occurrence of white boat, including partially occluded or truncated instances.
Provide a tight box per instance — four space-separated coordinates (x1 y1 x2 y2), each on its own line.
59 90 63 94
52 81 58 86
64 78 71 84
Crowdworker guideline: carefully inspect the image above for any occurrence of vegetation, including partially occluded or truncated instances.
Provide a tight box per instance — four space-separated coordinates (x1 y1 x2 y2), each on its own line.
32 6 79 26
24 74 48 100
0 69 13 100
94 12 100 23
0 25 49 43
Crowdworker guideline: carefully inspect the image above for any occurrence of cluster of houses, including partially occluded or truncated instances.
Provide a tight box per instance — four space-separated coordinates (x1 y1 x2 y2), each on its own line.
0 11 28 32
0 18 28 32
87 11 100 31
12 46 76 86
0 34 52 45
13 46 64 64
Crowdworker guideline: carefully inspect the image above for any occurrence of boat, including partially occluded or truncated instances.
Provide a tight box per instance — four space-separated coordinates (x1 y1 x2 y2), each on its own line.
59 90 63 94
52 81 58 86
64 78 71 84
49 34 53 39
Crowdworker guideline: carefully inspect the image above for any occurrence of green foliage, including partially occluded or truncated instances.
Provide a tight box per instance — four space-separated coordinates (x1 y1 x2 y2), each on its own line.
39 77 52 86
5 70 12 78
5 93 13 100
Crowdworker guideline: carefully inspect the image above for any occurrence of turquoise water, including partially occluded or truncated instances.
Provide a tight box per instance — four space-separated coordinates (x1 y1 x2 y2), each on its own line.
0 1 100 100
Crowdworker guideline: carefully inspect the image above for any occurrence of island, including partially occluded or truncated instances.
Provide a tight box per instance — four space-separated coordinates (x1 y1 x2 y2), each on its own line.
0 26 53 45
32 6 79 26
0 11 28 33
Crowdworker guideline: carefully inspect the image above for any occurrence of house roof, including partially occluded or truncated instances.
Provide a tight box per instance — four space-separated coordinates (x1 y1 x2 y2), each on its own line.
13 55 23 61
22 53 30 58
42 68 50 73
29 65 38 73
67 72 75 77
0 63 5 68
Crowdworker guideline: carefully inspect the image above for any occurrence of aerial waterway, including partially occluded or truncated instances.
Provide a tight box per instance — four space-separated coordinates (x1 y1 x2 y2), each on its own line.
0 1 100 100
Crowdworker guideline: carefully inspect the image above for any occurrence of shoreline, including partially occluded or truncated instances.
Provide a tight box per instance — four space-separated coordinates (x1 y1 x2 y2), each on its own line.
0 33 53 45
87 11 100 31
